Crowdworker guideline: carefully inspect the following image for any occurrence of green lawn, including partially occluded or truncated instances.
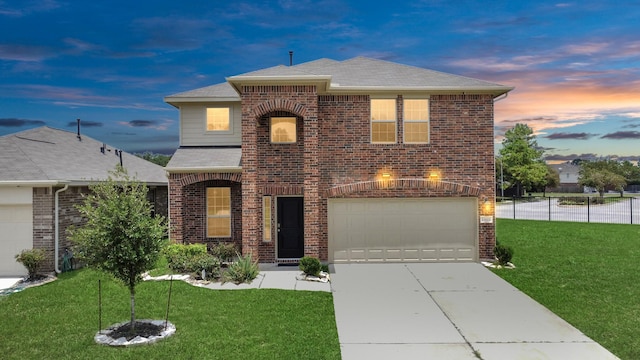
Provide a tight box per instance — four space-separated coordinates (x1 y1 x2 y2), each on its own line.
495 219 640 360
0 269 340 360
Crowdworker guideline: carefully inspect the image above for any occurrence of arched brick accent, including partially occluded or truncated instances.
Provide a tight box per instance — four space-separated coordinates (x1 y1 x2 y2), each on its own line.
325 179 482 197
175 172 241 187
251 98 308 119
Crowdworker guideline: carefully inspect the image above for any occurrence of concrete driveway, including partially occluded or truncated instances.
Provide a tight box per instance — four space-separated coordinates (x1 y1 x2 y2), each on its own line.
331 263 618 360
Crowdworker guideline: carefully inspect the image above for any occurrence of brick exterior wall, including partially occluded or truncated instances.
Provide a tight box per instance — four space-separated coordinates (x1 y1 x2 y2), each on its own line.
33 186 85 273
33 184 169 273
169 88 497 262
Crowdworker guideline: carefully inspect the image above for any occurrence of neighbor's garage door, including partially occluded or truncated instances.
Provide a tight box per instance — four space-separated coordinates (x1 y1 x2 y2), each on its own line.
0 187 33 276
328 198 477 263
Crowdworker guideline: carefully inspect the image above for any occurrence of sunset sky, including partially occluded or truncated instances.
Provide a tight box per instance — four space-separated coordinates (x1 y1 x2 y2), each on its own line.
1 1 639 162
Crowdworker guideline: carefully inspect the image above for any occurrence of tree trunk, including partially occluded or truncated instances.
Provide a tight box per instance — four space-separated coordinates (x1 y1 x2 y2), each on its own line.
130 286 136 331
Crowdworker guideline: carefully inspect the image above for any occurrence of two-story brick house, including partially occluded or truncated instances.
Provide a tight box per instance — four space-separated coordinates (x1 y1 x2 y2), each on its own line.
164 57 512 264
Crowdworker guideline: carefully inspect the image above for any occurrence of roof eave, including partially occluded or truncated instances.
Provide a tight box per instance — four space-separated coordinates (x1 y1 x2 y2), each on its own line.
165 167 242 174
226 75 332 93
327 85 515 97
164 96 241 106
0 180 70 187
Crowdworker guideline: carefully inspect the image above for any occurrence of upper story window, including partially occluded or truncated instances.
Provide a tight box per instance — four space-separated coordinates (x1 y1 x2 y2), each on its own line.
271 117 297 143
403 99 429 143
371 99 397 143
206 107 230 132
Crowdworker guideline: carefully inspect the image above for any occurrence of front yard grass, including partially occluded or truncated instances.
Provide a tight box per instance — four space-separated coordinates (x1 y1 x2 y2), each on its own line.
495 219 640 360
0 269 340 359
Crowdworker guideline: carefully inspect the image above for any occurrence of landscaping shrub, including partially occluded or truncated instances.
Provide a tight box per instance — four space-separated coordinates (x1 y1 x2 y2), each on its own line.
224 254 259 284
15 248 46 280
164 243 208 273
299 256 322 277
189 253 221 280
558 196 605 205
210 243 237 263
494 241 514 266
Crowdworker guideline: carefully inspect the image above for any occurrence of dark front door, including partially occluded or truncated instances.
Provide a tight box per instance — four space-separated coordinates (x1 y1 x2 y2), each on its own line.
277 197 304 258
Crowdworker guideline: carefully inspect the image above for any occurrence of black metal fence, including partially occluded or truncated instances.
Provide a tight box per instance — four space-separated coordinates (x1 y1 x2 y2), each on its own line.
496 196 640 225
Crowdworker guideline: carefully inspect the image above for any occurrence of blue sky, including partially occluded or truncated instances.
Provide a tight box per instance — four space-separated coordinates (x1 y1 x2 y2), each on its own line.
1 1 639 162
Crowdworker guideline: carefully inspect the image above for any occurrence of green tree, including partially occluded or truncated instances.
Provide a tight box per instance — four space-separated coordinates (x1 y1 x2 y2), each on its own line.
68 167 167 331
579 160 627 197
499 124 548 195
543 165 560 196
135 152 172 167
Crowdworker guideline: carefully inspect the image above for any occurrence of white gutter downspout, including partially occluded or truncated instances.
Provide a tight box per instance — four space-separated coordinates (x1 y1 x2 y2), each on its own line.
493 92 509 103
54 184 69 273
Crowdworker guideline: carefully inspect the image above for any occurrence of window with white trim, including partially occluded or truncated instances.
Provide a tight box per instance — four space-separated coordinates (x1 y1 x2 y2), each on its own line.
371 99 397 143
206 187 231 237
403 99 429 143
206 107 230 132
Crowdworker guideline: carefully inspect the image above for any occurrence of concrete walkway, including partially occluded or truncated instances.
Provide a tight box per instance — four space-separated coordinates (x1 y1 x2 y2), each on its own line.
331 263 618 360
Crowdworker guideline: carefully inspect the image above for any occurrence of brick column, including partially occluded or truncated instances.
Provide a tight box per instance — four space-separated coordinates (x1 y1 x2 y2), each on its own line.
168 174 183 243
241 91 260 260
303 103 320 258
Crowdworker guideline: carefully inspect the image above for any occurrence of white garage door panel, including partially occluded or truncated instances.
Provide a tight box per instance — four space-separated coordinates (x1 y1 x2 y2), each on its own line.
0 203 33 277
328 198 477 263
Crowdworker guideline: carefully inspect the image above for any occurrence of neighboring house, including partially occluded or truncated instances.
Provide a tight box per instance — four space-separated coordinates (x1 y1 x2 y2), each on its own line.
0 126 168 277
164 57 513 264
548 163 582 193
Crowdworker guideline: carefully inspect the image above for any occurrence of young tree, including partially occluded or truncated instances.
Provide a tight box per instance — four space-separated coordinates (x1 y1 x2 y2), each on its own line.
543 165 560 196
499 124 548 195
579 160 627 197
68 167 167 331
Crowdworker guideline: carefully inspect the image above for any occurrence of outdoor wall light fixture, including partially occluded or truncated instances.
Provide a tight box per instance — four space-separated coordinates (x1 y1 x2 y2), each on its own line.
482 197 493 215
428 172 439 180
381 172 391 179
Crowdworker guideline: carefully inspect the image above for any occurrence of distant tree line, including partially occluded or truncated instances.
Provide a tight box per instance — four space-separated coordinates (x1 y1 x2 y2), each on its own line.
497 123 640 197
135 152 172 167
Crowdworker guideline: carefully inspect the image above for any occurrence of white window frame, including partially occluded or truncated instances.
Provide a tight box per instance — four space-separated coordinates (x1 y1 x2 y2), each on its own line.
370 98 397 144
206 187 231 238
403 99 430 144
205 107 232 134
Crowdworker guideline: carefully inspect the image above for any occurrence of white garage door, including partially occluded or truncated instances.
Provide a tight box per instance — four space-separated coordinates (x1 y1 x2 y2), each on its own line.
0 187 33 276
328 198 477 263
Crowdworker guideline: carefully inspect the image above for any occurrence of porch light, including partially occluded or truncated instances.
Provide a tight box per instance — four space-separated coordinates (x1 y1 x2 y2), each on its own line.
482 197 493 215
428 171 439 181
381 173 391 179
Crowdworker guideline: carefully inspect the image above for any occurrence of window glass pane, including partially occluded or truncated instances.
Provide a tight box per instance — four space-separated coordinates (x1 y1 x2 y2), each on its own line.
263 196 272 242
404 99 429 143
371 99 396 120
404 99 429 121
208 218 231 237
372 122 396 143
206 108 230 131
405 122 429 143
206 187 231 237
271 117 297 143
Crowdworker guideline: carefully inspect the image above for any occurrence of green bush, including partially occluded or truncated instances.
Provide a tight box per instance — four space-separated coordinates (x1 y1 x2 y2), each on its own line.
299 256 322 277
210 243 237 263
189 253 221 280
223 254 259 284
558 196 605 205
494 242 514 266
15 249 46 280
164 243 209 273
